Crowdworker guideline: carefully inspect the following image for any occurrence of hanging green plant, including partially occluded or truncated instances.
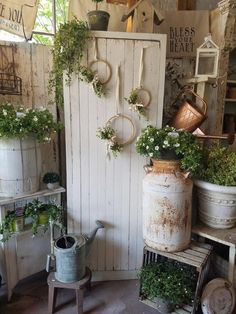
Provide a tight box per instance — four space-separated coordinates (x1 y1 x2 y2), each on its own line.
49 19 105 107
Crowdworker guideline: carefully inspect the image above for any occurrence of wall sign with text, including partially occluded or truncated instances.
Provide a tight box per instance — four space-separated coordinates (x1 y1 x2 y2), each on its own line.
0 0 39 40
157 11 209 58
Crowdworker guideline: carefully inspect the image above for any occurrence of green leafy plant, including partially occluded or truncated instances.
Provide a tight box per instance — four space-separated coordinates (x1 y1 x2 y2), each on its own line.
0 210 17 242
43 172 60 184
24 200 63 235
139 260 197 307
97 124 123 157
49 19 104 107
0 102 62 143
198 144 236 186
136 125 202 176
125 89 148 120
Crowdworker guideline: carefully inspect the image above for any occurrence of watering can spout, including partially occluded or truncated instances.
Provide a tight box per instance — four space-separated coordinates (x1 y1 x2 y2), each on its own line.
84 220 104 257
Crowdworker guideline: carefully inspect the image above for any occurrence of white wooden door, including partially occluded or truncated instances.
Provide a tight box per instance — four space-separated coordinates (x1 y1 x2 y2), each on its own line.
64 32 166 280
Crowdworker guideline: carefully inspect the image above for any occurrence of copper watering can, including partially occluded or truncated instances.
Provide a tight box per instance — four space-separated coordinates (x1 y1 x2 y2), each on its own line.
169 88 207 132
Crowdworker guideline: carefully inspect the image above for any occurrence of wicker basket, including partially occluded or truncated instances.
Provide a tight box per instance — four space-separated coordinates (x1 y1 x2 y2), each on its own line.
169 89 207 132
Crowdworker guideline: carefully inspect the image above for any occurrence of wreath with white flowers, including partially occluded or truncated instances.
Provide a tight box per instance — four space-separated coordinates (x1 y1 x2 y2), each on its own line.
97 114 136 158
125 87 151 120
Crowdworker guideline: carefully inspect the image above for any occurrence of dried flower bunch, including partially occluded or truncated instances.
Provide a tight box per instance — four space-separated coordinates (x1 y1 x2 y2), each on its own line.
136 125 202 175
0 102 62 143
97 124 123 157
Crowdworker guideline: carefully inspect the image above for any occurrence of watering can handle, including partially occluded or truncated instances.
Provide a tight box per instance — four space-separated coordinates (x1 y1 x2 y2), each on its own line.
183 88 207 115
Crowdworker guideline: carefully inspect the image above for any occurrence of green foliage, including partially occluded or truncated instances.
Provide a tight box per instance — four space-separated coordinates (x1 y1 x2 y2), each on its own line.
0 102 62 143
139 260 197 306
199 144 236 186
97 124 123 157
49 19 91 107
136 125 202 175
49 19 105 106
43 172 60 184
125 89 148 120
0 210 17 242
24 200 63 235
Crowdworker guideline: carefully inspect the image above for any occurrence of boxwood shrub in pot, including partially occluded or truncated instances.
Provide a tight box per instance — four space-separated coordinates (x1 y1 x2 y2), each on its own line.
139 260 197 313
43 172 60 190
195 144 236 229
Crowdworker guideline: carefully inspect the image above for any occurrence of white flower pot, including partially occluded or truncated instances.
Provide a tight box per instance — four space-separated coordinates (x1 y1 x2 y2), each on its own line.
47 182 59 190
194 179 236 229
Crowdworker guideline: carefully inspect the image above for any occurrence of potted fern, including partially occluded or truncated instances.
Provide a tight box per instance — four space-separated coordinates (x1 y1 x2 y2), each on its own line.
87 0 110 31
195 144 236 229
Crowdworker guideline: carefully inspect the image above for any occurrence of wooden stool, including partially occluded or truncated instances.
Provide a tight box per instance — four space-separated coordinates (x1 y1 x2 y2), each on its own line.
47 267 92 314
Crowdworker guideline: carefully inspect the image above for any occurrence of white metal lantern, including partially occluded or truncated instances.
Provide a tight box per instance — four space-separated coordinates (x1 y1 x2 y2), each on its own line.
195 34 219 78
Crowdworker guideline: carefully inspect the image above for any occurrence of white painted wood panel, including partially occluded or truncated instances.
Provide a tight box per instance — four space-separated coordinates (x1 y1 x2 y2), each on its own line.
64 32 166 278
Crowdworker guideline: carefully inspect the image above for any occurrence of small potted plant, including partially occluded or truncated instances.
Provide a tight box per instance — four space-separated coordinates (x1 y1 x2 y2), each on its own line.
43 172 60 190
195 143 236 229
87 0 110 31
139 260 198 313
24 200 63 235
0 208 25 242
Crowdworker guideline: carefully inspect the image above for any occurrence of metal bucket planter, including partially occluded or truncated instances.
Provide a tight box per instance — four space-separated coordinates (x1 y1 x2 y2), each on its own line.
194 180 236 229
143 159 193 252
87 10 110 31
0 137 41 197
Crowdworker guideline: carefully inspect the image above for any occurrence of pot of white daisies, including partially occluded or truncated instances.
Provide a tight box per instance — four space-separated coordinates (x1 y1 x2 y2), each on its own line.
0 102 62 197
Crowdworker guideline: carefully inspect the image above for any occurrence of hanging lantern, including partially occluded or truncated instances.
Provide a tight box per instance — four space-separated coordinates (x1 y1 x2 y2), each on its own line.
195 34 219 78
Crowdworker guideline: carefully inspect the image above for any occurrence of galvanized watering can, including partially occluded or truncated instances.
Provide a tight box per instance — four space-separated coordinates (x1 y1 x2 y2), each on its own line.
46 220 104 283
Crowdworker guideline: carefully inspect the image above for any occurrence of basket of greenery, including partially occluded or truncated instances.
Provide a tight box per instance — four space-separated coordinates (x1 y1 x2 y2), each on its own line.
87 0 110 31
43 172 60 190
139 260 198 313
194 143 236 229
24 200 63 235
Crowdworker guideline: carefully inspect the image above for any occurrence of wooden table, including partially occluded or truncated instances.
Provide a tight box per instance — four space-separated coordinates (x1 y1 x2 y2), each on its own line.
192 223 236 284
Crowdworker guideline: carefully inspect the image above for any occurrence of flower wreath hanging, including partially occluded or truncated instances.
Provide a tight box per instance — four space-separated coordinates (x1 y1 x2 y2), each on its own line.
125 47 151 120
81 38 112 98
97 113 136 158
125 87 151 120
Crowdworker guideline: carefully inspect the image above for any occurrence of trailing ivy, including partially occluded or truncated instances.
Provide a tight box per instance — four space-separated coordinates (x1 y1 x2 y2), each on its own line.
49 18 105 107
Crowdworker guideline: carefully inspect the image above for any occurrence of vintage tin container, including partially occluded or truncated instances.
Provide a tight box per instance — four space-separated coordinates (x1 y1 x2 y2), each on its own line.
143 159 193 252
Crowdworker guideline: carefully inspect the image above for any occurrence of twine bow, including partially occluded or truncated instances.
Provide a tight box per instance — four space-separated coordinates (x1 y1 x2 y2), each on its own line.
106 136 117 160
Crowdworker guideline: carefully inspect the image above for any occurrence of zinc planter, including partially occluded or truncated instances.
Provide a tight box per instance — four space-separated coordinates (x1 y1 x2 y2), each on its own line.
194 179 236 229
0 137 41 197
87 10 110 31
143 159 193 252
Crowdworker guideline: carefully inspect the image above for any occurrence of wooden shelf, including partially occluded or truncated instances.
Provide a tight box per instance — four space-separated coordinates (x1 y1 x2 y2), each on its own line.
227 79 236 84
224 98 236 102
0 187 65 206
